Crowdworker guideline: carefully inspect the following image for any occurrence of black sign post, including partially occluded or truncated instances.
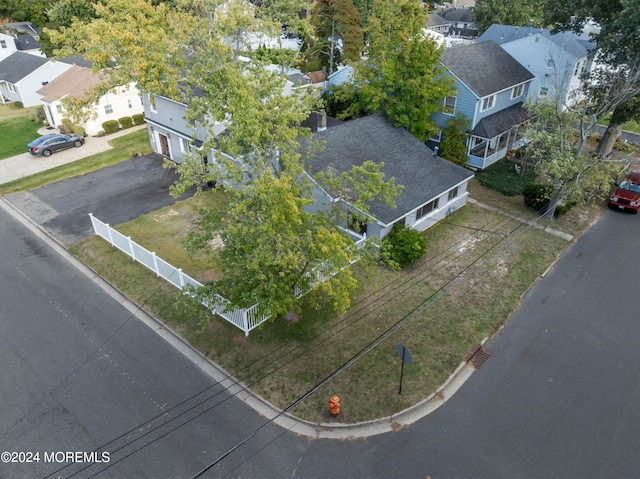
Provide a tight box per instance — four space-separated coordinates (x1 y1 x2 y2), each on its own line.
396 344 412 395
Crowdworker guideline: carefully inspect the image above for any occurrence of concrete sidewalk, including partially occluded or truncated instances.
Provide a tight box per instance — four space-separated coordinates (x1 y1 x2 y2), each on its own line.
0 124 147 185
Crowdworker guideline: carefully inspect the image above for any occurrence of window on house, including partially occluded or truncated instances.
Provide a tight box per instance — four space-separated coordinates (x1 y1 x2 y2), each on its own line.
104 104 113 114
347 212 367 235
416 198 439 220
481 95 495 112
128 99 133 109
443 96 456 115
448 186 459 201
0 40 6 48
511 84 524 99
547 59 555 69
430 131 442 142
573 61 583 76
180 137 192 153
55 104 63 114
149 95 157 113
7 83 16 93
539 87 549 97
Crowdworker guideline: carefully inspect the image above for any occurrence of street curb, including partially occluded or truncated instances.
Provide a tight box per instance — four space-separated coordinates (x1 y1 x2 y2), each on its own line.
1 195 480 439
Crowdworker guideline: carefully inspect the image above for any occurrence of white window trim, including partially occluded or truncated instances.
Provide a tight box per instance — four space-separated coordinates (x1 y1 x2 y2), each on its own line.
539 87 549 97
149 95 157 113
7 82 16 93
480 94 495 112
443 96 456 115
430 131 442 142
179 137 192 154
416 198 439 220
511 84 524 99
104 104 113 114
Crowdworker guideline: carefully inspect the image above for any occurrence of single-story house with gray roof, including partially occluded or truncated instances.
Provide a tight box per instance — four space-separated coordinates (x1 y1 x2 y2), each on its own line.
304 112 474 239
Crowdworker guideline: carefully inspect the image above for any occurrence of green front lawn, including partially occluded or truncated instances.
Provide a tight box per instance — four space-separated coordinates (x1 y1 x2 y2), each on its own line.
0 129 152 194
0 116 42 160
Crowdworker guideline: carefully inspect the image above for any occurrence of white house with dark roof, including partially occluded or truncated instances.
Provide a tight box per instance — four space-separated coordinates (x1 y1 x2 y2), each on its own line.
37 65 144 136
477 23 598 110
430 40 535 169
304 112 474 239
0 33 19 60
0 51 72 106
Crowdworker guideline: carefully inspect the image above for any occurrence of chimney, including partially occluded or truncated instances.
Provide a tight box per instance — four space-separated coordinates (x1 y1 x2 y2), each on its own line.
528 19 533 36
317 109 327 132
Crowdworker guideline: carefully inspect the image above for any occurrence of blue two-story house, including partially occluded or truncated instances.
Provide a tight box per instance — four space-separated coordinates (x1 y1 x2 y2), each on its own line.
430 40 535 170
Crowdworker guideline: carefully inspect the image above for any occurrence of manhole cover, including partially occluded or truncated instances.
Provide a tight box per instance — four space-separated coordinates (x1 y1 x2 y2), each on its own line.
465 345 492 369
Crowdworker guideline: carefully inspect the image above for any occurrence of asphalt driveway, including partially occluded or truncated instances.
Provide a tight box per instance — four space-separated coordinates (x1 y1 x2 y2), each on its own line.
6 153 194 246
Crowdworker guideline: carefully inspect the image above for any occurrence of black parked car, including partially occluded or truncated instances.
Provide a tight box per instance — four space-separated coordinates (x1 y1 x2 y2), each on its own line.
27 133 85 157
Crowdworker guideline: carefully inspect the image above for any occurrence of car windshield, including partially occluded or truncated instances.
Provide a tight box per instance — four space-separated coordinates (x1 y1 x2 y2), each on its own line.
31 135 56 145
619 181 640 194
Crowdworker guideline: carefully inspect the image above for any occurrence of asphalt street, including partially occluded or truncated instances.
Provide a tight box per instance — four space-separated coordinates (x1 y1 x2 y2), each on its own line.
3 135 640 478
0 206 303 479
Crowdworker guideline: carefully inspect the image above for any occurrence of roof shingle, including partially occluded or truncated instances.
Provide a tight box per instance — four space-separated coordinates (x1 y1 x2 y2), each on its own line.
440 40 535 98
304 113 473 224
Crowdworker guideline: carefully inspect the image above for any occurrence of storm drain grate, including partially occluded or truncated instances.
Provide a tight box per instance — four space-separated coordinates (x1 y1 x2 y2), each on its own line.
465 345 493 370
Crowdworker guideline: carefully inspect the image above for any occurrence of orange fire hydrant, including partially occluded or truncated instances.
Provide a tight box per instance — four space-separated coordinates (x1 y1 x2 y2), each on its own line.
329 395 340 415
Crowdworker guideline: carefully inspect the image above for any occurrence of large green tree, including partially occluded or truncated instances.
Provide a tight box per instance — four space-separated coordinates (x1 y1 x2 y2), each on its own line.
545 0 640 158
523 102 620 216
48 0 401 322
311 0 362 74
344 0 453 141
472 0 545 34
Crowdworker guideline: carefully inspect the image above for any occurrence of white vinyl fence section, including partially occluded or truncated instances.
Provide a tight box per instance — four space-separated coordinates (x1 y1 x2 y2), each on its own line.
89 213 268 336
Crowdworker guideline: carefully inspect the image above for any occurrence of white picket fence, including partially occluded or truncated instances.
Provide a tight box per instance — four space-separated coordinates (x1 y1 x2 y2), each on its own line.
89 214 368 336
89 214 268 336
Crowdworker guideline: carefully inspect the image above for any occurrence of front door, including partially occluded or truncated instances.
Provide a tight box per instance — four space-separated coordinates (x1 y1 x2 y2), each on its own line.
158 134 171 158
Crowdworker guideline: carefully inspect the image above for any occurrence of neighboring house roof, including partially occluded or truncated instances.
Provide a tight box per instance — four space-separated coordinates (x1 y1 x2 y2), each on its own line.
0 51 48 83
440 40 534 97
37 65 107 102
440 8 474 24
304 113 473 225
2 22 40 37
306 70 327 84
287 72 310 86
478 24 596 59
59 55 94 69
428 13 449 28
472 102 530 138
14 34 40 51
327 64 354 88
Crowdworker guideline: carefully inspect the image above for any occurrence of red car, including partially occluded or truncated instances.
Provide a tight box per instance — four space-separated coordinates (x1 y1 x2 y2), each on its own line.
609 171 640 213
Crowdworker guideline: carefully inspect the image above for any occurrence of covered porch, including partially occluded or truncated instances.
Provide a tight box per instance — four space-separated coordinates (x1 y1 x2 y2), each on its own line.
468 102 530 169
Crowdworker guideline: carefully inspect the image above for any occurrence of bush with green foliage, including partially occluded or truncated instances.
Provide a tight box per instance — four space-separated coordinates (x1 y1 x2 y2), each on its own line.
475 158 536 196
70 124 86 136
12 102 23 109
132 113 145 125
102 120 120 134
439 115 469 166
380 223 427 269
31 106 47 123
523 183 553 213
119 116 133 129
